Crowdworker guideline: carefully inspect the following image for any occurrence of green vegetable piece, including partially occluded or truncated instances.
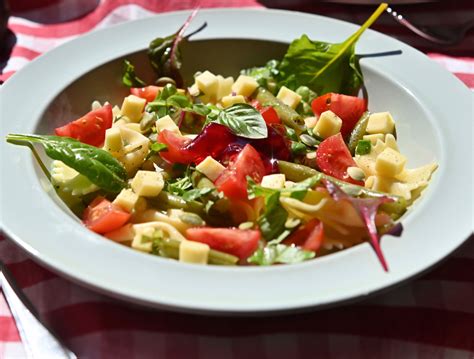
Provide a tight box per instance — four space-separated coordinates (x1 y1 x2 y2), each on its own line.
248 243 315 265
276 3 388 95
355 140 372 155
277 160 406 217
150 191 205 215
348 111 370 154
182 187 214 202
6 134 127 193
291 141 307 155
122 60 146 88
214 103 268 139
241 59 280 92
255 87 304 134
146 142 168 160
179 212 205 226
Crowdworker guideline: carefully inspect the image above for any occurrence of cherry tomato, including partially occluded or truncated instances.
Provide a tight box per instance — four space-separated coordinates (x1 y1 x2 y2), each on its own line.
83 197 131 234
215 144 266 200
284 219 324 252
311 93 367 138
130 86 160 103
316 133 364 185
55 104 113 147
250 100 281 125
186 227 261 260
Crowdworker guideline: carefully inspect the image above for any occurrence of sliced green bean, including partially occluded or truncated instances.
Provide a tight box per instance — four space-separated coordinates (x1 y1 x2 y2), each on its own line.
255 88 304 134
156 237 239 265
150 191 205 215
348 111 370 155
277 160 406 217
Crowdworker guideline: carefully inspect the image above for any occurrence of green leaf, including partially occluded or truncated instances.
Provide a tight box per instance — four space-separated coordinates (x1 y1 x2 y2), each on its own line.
146 142 168 160
241 59 280 92
214 103 268 139
258 191 288 241
182 187 214 202
122 60 146 88
355 139 371 155
276 3 387 95
167 176 193 196
6 134 127 193
248 243 315 265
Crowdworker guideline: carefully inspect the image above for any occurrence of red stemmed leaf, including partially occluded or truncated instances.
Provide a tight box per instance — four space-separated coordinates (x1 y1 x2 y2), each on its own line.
322 179 400 271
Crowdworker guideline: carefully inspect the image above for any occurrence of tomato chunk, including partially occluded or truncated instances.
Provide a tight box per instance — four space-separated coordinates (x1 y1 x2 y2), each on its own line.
311 93 367 138
250 100 281 125
316 133 364 185
55 104 113 147
284 219 324 252
186 227 261 260
215 144 266 200
131 86 160 103
83 197 131 234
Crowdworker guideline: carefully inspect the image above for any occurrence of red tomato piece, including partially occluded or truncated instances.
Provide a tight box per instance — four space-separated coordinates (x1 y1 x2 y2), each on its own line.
311 93 367 138
284 219 324 252
186 227 261 260
157 129 194 164
250 99 281 125
316 133 364 185
215 144 266 200
54 104 113 147
83 197 131 234
130 86 160 103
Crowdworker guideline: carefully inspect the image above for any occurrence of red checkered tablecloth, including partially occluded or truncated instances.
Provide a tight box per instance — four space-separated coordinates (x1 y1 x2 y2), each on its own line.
1 1 473 358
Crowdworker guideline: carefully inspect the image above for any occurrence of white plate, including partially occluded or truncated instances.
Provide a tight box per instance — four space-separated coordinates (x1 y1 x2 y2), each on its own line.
1 8 472 314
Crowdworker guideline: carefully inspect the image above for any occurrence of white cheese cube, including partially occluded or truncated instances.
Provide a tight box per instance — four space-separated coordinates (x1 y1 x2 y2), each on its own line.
179 240 210 265
221 95 246 108
276 86 302 109
195 70 218 96
232 75 258 97
188 83 200 97
261 174 286 189
304 116 318 129
124 123 141 133
131 170 164 197
375 147 406 177
103 127 124 154
196 156 225 181
121 95 146 122
313 110 342 139
285 181 296 188
113 189 139 212
366 112 395 134
216 75 234 100
155 115 181 135
363 133 385 145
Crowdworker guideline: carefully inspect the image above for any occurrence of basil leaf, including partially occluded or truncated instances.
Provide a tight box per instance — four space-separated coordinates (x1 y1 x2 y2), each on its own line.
6 134 127 193
214 103 268 139
248 243 315 265
276 4 387 95
122 60 146 88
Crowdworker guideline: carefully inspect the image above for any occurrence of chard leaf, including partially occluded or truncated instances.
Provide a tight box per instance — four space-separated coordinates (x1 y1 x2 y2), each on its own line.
122 60 146 88
248 243 315 265
6 134 127 193
214 103 267 139
322 178 403 272
276 3 387 95
148 9 204 88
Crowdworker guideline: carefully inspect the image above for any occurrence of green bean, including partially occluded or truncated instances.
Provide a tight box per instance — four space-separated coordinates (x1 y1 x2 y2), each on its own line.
348 111 370 155
156 237 239 265
255 88 304 134
277 160 407 217
150 191 205 215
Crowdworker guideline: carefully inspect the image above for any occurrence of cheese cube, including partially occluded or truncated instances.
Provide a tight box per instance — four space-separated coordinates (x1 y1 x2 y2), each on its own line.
261 174 286 189
124 123 141 133
216 75 234 100
232 75 258 97
195 70 218 96
313 110 342 139
103 127 124 154
363 133 385 145
131 170 164 197
155 115 181 135
113 189 139 212
276 86 302 109
121 95 146 122
366 112 395 134
196 156 225 181
179 240 210 265
304 116 318 129
221 95 246 108
188 83 200 97
375 147 406 177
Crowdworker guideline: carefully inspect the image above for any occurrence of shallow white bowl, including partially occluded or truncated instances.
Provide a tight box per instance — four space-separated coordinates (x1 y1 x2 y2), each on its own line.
1 8 472 314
